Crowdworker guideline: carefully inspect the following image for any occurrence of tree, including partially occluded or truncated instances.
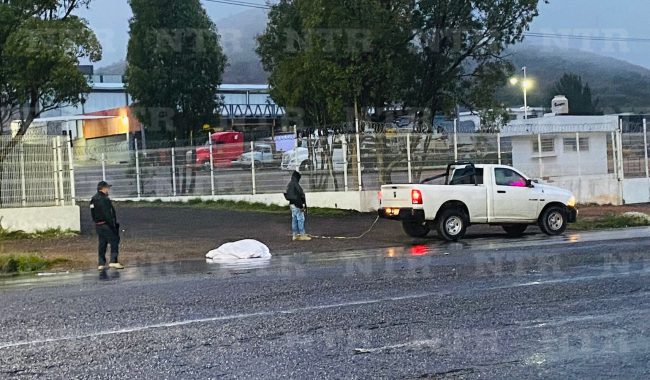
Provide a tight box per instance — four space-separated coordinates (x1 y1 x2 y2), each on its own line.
125 0 227 141
259 0 545 124
257 0 413 127
0 0 102 160
548 73 600 115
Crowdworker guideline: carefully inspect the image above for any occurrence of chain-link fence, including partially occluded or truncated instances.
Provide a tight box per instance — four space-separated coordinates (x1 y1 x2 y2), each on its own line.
68 131 517 200
4 122 649 207
0 136 75 208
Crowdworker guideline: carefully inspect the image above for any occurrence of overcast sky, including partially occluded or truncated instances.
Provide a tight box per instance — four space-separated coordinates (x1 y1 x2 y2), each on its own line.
78 0 650 69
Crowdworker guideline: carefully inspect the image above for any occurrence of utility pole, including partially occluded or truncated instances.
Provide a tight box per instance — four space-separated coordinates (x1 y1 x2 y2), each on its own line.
523 66 528 120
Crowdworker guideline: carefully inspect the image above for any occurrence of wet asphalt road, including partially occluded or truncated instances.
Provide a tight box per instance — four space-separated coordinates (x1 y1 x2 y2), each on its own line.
1 228 649 379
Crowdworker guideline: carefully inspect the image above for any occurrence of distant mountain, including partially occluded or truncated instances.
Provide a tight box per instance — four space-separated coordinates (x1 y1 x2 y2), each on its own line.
500 44 650 113
96 9 269 84
97 10 650 113
96 61 126 75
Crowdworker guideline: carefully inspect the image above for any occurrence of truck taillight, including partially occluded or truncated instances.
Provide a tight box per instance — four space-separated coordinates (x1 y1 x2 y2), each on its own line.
411 189 423 205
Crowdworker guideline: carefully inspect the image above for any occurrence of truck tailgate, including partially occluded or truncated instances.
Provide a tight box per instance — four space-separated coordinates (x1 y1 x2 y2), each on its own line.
381 185 417 207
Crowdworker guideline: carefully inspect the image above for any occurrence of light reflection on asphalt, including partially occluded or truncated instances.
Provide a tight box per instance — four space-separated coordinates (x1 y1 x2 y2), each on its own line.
1 227 648 290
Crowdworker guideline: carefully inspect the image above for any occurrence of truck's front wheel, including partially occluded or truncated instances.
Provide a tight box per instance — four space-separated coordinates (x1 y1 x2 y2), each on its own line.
539 206 568 236
436 208 468 242
402 221 430 238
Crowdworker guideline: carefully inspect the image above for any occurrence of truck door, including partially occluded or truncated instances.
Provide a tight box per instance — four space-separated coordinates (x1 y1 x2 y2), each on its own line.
491 167 541 222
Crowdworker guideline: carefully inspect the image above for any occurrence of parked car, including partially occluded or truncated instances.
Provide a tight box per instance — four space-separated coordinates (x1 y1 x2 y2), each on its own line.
232 143 276 169
379 162 578 241
280 147 347 173
195 132 244 168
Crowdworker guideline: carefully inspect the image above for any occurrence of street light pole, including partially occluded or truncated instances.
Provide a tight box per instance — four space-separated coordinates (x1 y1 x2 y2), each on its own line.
522 66 528 120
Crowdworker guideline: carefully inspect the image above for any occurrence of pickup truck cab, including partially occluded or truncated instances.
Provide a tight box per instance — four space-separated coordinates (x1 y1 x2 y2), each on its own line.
379 162 578 241
232 144 276 168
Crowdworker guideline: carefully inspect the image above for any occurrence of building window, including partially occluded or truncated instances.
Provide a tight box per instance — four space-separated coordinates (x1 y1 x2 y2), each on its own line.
563 137 590 152
532 137 555 153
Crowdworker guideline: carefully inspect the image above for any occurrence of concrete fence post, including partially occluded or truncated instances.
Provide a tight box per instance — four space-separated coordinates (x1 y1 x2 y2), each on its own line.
616 121 625 204
643 119 650 180
66 134 76 206
56 136 65 206
537 133 543 180
101 152 106 181
294 125 298 150
209 132 215 196
497 133 502 165
355 128 362 192
342 135 349 191
453 119 458 161
576 132 582 202
407 133 413 183
171 147 177 197
611 131 618 179
19 141 26 207
643 118 650 200
251 140 257 195
52 138 60 206
134 138 141 199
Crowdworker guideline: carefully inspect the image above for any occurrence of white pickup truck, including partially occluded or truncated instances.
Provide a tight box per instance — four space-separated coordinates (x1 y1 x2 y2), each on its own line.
379 163 578 241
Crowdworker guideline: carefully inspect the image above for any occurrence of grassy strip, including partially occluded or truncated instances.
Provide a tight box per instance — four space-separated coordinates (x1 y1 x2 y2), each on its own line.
118 198 357 217
571 213 650 231
0 227 77 241
0 254 69 275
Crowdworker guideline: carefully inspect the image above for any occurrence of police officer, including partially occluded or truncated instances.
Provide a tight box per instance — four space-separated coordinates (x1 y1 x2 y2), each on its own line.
90 181 124 270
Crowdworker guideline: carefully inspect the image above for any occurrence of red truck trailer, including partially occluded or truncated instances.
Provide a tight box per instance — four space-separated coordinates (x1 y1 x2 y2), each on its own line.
196 132 244 168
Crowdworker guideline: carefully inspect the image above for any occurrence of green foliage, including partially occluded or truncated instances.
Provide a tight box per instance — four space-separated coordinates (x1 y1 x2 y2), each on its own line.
125 0 227 141
257 0 414 126
257 0 544 126
0 254 69 274
548 73 600 115
406 0 542 117
571 214 650 231
0 0 101 154
0 226 77 241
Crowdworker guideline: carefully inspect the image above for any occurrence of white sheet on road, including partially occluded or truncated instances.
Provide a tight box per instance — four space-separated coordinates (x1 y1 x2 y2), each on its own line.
205 240 272 262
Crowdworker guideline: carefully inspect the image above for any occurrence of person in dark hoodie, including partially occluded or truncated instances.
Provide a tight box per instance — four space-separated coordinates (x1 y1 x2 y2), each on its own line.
285 171 312 241
90 181 125 270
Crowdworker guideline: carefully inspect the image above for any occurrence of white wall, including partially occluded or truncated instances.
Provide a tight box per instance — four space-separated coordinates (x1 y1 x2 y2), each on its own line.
0 206 81 233
512 133 609 179
623 178 650 204
546 175 621 205
115 191 381 213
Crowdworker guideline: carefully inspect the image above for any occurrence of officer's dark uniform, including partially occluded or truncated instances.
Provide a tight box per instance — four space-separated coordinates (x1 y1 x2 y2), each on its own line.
90 183 120 266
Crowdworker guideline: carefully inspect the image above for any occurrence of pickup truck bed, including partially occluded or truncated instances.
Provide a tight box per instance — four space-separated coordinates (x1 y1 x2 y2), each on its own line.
378 163 577 241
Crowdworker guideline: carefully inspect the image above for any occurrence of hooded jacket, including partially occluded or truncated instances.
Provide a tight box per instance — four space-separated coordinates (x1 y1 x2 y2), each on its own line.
90 191 117 228
285 171 306 208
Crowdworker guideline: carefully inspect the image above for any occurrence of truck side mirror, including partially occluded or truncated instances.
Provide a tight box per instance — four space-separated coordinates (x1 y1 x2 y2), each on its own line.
526 179 534 188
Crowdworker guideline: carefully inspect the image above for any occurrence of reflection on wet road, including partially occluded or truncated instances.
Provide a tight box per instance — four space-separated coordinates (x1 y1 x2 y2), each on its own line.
2 227 648 289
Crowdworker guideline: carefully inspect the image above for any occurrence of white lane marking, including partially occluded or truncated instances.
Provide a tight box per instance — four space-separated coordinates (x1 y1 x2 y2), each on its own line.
487 267 650 291
0 293 437 350
1 267 648 350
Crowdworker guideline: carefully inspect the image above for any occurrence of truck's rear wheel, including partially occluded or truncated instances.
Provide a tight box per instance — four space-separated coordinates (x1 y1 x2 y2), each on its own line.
402 221 430 238
502 224 528 237
436 208 468 242
539 206 567 236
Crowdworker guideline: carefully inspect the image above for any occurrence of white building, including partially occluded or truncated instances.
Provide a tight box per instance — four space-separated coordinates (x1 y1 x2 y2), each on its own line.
501 115 622 204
